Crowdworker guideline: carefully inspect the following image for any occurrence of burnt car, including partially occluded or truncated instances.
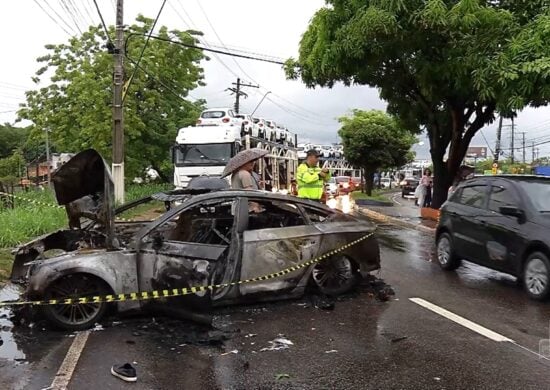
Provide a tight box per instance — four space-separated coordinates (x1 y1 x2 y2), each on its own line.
10 150 380 330
436 175 550 300
400 177 419 198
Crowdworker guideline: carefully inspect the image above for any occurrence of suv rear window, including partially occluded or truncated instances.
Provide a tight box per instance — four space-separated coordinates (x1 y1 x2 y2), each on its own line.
201 111 225 119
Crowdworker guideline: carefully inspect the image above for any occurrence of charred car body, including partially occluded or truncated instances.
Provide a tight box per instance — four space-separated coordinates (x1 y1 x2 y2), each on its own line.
9 150 380 330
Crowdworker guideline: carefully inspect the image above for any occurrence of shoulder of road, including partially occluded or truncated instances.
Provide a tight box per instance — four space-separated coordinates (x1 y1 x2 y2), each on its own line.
354 191 436 234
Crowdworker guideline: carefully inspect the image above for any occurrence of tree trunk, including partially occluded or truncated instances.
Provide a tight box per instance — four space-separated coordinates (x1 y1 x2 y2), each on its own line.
364 166 375 196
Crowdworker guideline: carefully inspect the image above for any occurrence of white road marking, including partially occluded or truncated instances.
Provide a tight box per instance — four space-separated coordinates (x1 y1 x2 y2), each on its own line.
409 298 514 342
50 331 90 390
391 193 402 206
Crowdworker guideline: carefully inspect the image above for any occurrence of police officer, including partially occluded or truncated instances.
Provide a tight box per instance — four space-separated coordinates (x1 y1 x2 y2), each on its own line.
297 149 331 201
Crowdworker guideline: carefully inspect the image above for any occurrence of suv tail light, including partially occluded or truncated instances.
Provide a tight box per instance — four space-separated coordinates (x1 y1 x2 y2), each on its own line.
222 118 230 123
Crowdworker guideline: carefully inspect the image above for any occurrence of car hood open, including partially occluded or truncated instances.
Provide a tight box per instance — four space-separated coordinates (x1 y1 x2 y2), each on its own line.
52 149 115 246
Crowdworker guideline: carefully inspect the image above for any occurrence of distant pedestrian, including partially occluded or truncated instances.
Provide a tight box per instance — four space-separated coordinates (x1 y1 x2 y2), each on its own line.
420 168 433 207
297 149 331 201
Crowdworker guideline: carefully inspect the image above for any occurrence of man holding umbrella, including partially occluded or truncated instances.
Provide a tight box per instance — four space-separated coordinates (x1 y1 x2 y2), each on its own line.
297 149 331 202
222 149 268 190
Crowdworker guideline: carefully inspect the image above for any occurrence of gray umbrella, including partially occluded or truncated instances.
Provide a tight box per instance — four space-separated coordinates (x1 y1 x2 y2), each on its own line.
221 149 269 178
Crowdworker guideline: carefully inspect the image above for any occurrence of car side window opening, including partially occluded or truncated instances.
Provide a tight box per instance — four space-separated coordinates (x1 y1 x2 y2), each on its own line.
246 200 306 230
303 206 352 223
488 185 518 213
457 185 486 208
151 200 235 246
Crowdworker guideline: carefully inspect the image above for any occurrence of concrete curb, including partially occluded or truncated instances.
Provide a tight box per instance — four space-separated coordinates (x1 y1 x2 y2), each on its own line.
355 206 436 234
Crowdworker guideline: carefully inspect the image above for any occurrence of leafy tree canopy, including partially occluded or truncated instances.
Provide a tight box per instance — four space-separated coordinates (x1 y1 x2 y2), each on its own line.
338 109 415 195
287 0 550 207
18 15 207 181
0 124 29 159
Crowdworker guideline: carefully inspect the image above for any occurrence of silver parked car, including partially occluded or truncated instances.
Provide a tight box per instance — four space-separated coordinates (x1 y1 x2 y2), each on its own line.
10 150 380 330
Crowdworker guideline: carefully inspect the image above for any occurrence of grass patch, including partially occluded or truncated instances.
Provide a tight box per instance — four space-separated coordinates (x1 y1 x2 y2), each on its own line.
351 190 392 202
0 183 174 249
0 248 12 284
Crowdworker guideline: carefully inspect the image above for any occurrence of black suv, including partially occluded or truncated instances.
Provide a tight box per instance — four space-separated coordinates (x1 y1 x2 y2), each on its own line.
436 176 550 300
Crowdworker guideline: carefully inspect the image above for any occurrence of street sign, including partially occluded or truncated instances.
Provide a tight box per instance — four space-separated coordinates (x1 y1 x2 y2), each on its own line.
492 167 497 174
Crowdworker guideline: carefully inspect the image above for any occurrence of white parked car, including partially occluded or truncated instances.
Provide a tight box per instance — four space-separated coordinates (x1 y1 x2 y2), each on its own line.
265 120 277 142
253 117 270 140
380 178 391 189
297 144 307 159
197 108 242 128
320 145 332 158
235 113 259 137
285 129 295 147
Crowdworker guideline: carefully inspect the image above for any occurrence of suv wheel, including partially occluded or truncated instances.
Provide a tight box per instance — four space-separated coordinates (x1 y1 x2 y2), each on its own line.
436 233 461 271
523 252 550 300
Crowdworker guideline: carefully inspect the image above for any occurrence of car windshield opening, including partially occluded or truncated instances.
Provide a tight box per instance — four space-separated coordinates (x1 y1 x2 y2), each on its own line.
175 143 232 166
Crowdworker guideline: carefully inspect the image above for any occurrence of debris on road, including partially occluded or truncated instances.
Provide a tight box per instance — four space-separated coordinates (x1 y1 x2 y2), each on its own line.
220 349 239 356
276 373 291 380
324 350 338 354
310 294 335 310
260 336 294 352
111 363 137 382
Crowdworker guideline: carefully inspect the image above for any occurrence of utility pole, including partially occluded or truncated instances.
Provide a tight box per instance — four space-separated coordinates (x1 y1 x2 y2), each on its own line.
532 142 536 163
112 0 125 203
44 128 51 187
521 132 526 164
227 78 259 113
495 116 503 163
510 117 515 164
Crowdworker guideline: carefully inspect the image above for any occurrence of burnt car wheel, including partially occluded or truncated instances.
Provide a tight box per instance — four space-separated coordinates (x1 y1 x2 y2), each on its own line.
312 255 358 296
436 233 461 271
523 252 550 301
42 274 111 331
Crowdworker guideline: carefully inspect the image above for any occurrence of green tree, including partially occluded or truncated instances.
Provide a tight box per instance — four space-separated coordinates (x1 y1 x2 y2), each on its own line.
18 15 206 181
0 149 25 184
338 110 415 195
0 124 29 159
286 0 550 208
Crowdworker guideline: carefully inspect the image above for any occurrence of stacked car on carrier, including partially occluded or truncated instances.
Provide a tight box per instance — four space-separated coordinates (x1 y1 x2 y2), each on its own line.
196 107 296 147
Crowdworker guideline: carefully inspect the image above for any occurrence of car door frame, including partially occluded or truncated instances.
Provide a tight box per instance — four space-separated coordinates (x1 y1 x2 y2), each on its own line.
237 196 323 298
133 196 244 305
447 179 491 263
480 178 529 274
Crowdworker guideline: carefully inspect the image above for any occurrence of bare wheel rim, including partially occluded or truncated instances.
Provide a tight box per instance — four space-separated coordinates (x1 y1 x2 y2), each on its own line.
312 256 353 289
525 258 549 296
437 237 451 265
46 275 104 326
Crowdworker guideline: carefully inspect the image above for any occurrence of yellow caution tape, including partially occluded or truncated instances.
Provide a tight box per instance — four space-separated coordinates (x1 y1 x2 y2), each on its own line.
0 191 147 222
0 191 65 209
0 232 374 307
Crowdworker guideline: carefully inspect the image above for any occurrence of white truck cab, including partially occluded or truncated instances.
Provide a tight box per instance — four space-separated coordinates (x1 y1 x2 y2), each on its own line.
173 125 241 188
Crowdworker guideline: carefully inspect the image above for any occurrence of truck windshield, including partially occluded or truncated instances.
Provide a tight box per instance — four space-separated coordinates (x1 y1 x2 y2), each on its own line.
175 143 233 166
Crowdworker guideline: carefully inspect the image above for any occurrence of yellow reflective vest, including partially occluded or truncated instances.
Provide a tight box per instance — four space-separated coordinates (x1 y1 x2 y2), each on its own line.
296 163 331 200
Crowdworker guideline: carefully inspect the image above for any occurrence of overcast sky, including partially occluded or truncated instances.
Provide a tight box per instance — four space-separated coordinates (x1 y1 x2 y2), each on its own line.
1 0 550 160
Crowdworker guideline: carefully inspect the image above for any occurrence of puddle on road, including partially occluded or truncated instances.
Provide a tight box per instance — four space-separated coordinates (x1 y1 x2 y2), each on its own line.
0 284 26 362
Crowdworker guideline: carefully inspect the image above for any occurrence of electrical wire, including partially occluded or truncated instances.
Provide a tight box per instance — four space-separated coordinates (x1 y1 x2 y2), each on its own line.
58 0 83 34
33 0 74 36
124 53 202 110
92 0 113 45
123 0 168 103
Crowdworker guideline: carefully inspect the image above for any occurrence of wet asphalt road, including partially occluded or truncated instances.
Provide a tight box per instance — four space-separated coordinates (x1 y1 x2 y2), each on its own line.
1 220 550 389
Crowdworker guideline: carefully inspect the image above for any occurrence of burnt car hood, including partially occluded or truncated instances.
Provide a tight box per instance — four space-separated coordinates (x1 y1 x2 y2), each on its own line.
52 149 115 240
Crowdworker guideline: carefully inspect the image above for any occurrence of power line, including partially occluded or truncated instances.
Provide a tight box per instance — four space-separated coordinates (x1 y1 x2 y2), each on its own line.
33 0 74 36
92 0 113 45
58 0 84 35
124 53 202 110
123 0 168 103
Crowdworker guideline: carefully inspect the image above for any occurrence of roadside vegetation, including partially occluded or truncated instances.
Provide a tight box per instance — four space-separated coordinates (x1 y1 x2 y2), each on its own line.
0 183 173 283
351 190 392 203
